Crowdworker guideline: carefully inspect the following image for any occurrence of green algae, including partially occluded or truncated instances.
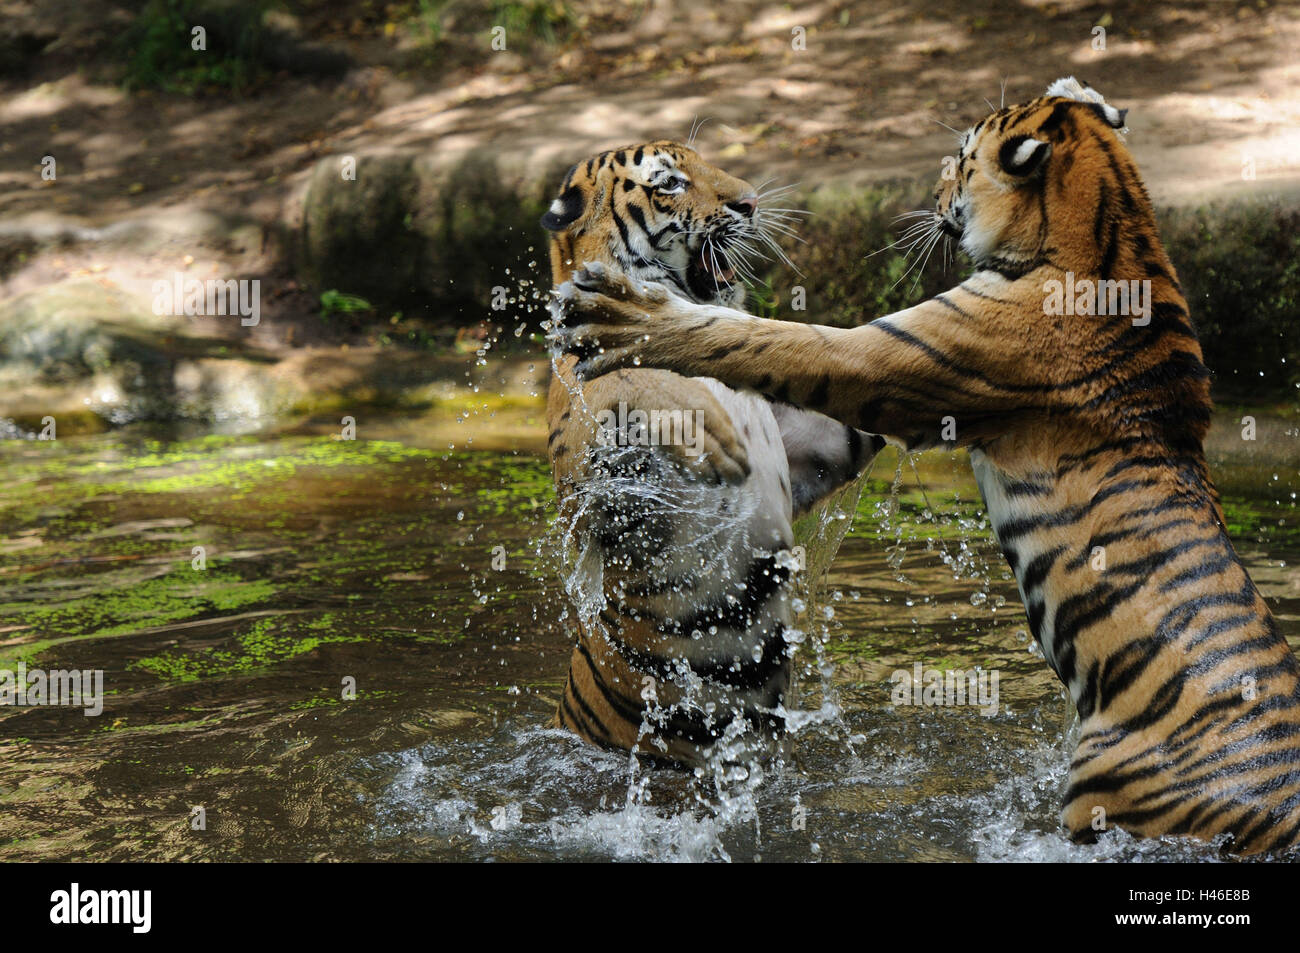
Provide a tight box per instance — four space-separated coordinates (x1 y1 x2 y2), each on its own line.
0 435 558 674
0 566 280 669
129 616 363 683
288 688 394 711
1 435 440 501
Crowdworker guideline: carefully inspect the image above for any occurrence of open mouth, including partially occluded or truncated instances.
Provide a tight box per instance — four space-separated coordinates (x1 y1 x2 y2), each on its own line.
686 242 737 301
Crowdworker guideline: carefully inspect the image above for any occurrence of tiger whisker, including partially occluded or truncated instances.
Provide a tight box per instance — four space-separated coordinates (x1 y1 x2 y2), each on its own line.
895 218 938 240
755 211 805 231
931 118 962 141
753 230 801 273
755 187 799 202
731 236 773 270
911 224 948 289
714 242 758 287
687 116 712 148
757 219 805 240
885 222 938 244
705 236 723 291
865 216 938 260
728 250 762 285
754 220 803 243
731 246 766 271
905 228 943 294
756 220 807 239
890 240 934 293
758 230 805 256
727 243 762 272
887 223 942 291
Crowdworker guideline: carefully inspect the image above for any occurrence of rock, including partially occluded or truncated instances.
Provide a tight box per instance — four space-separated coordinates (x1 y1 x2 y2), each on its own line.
0 280 183 427
0 276 548 433
296 149 561 325
299 152 423 313
171 358 297 425
0 280 295 431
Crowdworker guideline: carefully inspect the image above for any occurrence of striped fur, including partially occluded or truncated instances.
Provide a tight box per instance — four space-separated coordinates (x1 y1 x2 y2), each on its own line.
556 85 1300 852
544 142 878 767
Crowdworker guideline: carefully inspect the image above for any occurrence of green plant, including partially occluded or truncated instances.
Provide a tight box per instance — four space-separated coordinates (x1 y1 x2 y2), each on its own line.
117 0 278 93
410 0 453 45
319 290 374 319
405 0 575 55
495 0 574 43
746 275 780 319
1158 201 1300 399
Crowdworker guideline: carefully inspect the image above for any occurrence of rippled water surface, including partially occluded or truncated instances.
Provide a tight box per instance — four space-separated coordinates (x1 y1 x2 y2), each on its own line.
1 410 1296 862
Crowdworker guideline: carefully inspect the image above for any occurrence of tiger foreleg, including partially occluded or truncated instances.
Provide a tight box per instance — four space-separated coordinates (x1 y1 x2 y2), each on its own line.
556 263 1047 449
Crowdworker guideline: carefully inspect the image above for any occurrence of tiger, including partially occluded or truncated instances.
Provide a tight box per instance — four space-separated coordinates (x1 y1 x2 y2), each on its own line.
553 80 1300 853
541 140 881 768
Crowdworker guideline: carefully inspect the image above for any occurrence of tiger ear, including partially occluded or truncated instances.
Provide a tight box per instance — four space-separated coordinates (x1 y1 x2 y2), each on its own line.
540 168 588 232
1088 101 1129 131
999 135 1051 178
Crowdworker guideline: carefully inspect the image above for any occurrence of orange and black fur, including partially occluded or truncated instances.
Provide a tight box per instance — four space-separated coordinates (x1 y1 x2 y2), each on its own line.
543 141 877 767
556 81 1300 852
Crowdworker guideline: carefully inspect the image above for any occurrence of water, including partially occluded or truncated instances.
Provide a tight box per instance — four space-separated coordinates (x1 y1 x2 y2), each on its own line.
0 407 1296 862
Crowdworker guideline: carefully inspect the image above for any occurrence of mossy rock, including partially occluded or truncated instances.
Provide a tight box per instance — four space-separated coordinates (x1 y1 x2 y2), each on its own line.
300 152 424 309
297 149 559 326
0 280 289 429
0 280 184 424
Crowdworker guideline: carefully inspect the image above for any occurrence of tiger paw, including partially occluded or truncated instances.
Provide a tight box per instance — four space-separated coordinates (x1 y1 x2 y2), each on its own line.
657 412 751 486
551 264 674 379
573 261 670 306
588 376 751 486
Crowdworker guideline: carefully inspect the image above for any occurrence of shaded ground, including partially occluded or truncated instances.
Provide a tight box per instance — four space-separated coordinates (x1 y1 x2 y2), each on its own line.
4 0 1299 227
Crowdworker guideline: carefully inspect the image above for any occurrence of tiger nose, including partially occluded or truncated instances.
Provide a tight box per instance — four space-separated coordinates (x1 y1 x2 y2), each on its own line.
727 195 758 217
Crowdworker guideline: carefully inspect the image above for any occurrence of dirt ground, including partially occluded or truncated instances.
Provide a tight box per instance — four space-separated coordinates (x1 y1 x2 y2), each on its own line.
3 1 1298 220
1 0 1297 353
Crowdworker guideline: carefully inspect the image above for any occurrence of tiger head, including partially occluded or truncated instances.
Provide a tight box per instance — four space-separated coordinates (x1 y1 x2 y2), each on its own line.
932 77 1137 278
541 141 767 309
